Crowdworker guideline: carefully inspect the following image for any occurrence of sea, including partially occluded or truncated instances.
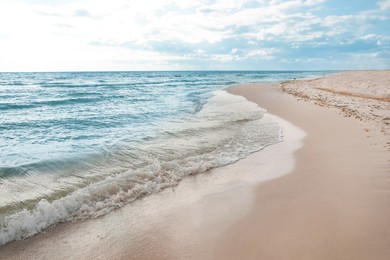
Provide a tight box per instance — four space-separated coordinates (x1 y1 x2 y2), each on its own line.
0 71 333 245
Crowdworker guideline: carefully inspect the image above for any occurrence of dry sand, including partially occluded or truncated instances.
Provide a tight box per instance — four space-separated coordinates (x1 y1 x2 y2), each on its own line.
217 71 390 259
280 70 390 137
223 79 390 259
0 71 389 259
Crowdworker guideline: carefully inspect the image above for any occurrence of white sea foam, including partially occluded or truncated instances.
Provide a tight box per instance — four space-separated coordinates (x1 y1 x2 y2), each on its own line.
0 90 282 245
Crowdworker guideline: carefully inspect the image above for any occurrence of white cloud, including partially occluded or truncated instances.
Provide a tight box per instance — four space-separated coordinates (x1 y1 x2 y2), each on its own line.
0 0 387 71
211 54 236 62
378 0 390 10
304 0 326 6
245 48 277 60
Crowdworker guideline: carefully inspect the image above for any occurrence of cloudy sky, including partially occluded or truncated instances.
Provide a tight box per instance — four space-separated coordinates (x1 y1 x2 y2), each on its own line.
0 0 389 71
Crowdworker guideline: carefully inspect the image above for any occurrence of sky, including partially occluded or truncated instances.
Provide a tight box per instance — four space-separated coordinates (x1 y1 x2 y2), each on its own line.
0 0 389 71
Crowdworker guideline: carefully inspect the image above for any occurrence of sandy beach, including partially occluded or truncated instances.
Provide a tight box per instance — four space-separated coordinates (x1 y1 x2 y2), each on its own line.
222 71 390 259
1 71 389 259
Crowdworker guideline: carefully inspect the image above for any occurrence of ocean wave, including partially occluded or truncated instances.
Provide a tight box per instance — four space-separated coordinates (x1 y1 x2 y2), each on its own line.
0 90 282 245
0 97 102 111
0 103 37 111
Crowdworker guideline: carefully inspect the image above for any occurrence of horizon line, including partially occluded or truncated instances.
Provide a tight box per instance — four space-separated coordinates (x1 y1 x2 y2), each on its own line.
0 69 353 73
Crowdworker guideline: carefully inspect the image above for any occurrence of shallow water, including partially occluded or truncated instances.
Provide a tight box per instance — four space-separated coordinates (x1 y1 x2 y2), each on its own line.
0 71 332 245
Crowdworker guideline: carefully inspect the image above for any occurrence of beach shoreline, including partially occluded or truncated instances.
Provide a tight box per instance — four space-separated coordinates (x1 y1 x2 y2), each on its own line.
1 71 389 259
0 99 305 260
221 80 390 259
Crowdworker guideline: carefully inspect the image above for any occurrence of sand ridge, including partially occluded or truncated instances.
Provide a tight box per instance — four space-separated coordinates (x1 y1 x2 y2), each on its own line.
280 70 390 140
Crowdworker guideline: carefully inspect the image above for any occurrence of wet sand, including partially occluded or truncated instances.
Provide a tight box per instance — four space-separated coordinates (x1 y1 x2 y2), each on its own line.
1 71 389 259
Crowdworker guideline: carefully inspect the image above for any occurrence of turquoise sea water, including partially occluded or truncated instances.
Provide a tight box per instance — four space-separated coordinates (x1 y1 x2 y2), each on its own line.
0 71 333 245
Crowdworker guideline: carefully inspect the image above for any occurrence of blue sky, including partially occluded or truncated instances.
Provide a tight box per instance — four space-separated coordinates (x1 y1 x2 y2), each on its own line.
0 0 389 71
